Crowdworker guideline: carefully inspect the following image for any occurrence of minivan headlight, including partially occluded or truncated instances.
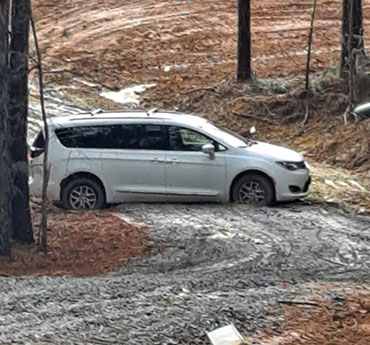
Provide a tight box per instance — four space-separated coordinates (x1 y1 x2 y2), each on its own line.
276 161 306 171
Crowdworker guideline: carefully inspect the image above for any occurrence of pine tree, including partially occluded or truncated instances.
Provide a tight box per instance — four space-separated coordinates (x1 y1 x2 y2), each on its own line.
8 0 33 244
0 0 33 255
237 0 252 82
0 0 12 256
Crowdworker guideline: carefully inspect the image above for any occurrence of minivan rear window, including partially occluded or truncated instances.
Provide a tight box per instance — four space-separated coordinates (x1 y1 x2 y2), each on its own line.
33 131 45 149
55 124 171 150
55 125 139 149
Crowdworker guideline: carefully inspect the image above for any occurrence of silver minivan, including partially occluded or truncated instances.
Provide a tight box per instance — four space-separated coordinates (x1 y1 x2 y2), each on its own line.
29 110 311 209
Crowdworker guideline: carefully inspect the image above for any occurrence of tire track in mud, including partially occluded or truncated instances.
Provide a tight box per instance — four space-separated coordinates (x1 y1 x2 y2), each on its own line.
1 203 370 344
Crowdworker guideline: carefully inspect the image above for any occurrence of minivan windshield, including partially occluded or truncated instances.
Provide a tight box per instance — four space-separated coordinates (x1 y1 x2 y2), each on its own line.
203 122 250 148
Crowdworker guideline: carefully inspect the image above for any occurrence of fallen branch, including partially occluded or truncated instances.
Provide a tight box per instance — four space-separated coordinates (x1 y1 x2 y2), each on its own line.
278 300 324 308
232 112 276 124
184 86 218 94
261 102 278 117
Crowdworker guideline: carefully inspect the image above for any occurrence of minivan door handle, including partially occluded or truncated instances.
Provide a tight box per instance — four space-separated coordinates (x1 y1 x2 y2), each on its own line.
169 158 180 164
151 158 165 163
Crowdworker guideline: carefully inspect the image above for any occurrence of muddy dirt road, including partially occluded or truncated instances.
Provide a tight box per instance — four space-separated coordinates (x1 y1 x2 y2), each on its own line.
1 203 370 344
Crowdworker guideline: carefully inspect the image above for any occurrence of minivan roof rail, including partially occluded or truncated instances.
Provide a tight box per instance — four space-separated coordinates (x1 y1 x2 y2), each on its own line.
147 108 158 116
90 108 104 116
88 109 147 116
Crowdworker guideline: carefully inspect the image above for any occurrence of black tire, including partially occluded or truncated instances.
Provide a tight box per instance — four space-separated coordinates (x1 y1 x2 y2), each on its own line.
231 174 274 206
61 177 105 210
52 201 63 209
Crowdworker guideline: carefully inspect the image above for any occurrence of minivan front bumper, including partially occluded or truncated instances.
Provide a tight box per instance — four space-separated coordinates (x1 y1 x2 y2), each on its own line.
275 170 311 202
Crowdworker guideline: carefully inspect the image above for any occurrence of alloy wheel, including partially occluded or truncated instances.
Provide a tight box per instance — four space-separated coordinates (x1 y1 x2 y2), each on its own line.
238 181 266 205
69 185 97 210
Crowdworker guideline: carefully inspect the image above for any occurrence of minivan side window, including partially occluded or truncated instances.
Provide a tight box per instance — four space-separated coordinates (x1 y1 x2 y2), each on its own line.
167 126 218 152
137 125 168 150
55 125 139 149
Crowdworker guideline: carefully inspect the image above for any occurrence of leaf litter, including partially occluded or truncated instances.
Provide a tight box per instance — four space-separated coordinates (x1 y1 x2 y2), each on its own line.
0 201 149 277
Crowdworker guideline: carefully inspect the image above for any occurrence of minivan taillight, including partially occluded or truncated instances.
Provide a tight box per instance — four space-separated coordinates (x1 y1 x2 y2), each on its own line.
30 148 44 159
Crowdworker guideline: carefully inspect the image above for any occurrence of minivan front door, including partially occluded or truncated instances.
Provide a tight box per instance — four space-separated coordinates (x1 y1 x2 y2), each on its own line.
165 126 227 201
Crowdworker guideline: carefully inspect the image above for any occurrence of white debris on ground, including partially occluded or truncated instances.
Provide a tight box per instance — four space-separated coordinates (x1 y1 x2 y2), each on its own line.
99 84 156 106
207 324 246 345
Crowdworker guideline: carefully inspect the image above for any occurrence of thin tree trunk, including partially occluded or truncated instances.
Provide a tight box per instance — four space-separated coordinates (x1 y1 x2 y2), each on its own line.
348 0 355 109
237 0 252 82
8 0 33 244
31 13 49 254
303 0 317 126
344 0 356 124
0 0 12 256
341 0 364 77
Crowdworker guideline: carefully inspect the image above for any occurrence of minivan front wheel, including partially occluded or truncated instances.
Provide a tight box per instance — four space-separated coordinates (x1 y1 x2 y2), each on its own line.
62 178 105 210
232 174 274 206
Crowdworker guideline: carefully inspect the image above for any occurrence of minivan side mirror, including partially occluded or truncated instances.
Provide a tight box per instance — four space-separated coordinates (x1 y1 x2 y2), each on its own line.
202 143 215 159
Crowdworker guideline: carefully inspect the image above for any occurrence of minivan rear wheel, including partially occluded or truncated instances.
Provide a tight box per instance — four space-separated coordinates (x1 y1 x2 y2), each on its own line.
232 174 274 206
62 178 105 210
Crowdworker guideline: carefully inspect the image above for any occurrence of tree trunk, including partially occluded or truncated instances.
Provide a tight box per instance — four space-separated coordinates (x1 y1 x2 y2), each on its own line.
341 0 364 77
0 0 12 256
237 0 252 82
8 0 33 244
302 0 318 127
31 14 49 254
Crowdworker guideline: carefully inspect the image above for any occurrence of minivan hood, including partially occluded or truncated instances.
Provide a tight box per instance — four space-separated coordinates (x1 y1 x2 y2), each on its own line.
244 141 303 161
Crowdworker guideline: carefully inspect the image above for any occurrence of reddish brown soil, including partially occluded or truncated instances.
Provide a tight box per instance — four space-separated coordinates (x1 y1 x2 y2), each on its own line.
32 0 370 90
259 293 370 345
0 208 149 277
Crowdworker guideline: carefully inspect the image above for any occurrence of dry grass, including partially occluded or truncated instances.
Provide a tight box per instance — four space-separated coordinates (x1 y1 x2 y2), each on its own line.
310 164 370 215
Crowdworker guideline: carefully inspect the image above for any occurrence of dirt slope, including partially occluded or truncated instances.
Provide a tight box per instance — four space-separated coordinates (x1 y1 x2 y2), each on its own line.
32 0 370 90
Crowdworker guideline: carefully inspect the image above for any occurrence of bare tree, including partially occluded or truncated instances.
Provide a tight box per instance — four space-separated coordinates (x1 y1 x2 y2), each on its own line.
237 0 252 82
8 0 33 244
341 0 364 77
0 0 12 256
